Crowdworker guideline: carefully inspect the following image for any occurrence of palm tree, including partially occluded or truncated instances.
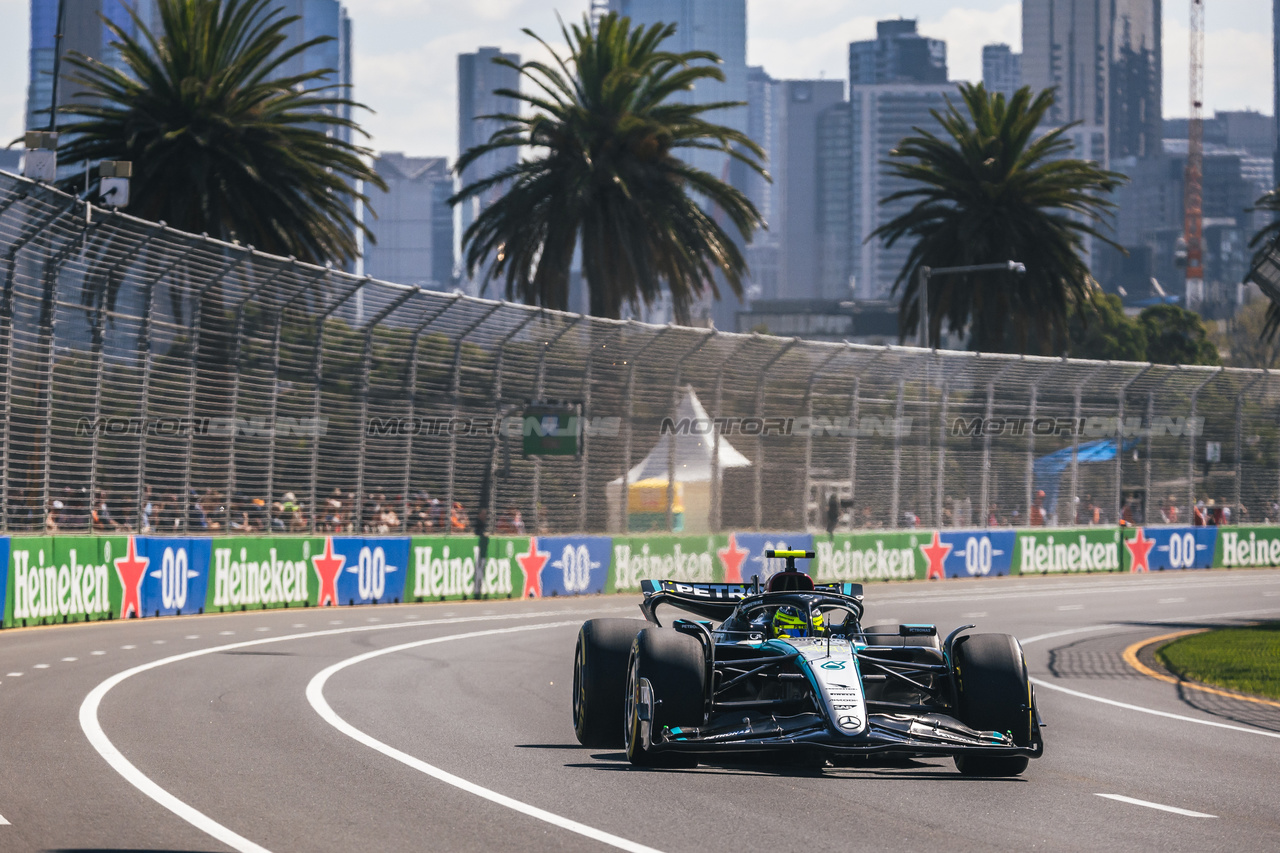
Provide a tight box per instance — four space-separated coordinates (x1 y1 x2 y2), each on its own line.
871 83 1126 353
451 12 766 323
55 0 384 266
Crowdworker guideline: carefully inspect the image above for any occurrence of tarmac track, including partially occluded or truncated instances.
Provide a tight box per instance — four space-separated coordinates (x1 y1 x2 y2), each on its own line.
1 568 1279 853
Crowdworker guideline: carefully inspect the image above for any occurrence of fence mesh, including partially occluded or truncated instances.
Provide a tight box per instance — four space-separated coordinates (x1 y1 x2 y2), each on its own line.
3 169 1279 537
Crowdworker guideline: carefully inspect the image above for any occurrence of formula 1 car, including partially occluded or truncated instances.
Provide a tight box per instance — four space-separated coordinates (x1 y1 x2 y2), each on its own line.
572 550 1044 775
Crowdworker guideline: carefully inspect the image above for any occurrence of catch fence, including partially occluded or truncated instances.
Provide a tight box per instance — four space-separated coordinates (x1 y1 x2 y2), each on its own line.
2 169 1279 537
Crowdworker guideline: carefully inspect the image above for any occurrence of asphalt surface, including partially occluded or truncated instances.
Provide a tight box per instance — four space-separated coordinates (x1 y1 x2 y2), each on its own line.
1 568 1279 853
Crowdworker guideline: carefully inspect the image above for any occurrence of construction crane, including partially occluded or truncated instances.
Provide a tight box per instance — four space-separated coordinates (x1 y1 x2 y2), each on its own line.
1183 0 1205 307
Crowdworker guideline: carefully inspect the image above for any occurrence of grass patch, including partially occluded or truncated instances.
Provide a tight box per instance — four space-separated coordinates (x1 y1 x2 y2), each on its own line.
1157 622 1280 701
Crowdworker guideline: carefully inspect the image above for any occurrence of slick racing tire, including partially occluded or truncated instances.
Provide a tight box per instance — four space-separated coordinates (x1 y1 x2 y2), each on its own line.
625 628 706 767
573 619 651 748
952 633 1034 777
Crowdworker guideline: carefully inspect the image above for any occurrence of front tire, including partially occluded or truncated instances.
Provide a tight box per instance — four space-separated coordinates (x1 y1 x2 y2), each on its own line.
573 619 649 747
625 628 706 767
952 633 1034 777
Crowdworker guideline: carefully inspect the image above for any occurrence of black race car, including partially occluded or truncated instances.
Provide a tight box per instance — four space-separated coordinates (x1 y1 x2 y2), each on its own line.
572 550 1044 775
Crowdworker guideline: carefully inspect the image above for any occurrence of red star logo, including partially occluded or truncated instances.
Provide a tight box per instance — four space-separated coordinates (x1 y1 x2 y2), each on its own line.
517 537 550 598
113 535 149 618
311 537 345 606
718 533 749 583
921 532 952 580
1126 528 1156 573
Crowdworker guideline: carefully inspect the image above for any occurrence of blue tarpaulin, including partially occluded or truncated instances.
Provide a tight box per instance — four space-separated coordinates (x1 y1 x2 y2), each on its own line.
1033 439 1139 518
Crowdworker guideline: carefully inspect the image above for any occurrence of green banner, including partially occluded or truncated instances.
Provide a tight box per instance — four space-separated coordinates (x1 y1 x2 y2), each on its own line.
206 536 319 611
1012 527 1123 574
5 536 123 626
811 532 926 582
1215 526 1280 568
607 535 725 593
407 536 528 601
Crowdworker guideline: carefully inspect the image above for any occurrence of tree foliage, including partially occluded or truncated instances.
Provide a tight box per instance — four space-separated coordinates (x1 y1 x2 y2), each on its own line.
54 0 384 266
450 12 766 323
872 83 1126 353
1139 304 1221 366
1067 292 1147 361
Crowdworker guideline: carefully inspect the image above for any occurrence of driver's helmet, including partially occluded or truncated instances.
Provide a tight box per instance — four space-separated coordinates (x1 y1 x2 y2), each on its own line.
769 605 825 639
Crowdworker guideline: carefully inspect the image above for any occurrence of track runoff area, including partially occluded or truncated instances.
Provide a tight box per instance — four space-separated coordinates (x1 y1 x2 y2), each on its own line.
0 570 1275 851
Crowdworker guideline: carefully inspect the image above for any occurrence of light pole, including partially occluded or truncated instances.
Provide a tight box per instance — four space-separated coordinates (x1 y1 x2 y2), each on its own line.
916 260 1027 348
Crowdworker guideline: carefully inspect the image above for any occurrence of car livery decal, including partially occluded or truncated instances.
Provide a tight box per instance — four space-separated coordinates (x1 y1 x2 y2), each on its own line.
775 637 867 736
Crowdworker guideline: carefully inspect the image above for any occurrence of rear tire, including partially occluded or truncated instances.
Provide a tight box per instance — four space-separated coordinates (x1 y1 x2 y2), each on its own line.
573 619 650 747
625 628 706 767
952 633 1033 777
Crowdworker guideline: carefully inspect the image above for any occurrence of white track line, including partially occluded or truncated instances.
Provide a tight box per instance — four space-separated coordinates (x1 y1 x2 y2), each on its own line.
1022 608 1280 740
1095 793 1216 818
80 606 632 853
306 624 666 853
0 813 9 825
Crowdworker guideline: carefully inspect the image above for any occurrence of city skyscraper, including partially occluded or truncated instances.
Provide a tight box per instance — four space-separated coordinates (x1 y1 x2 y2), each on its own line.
26 0 352 136
849 19 946 86
457 47 520 252
363 153 455 289
1022 0 1161 163
982 43 1022 100
850 83 954 300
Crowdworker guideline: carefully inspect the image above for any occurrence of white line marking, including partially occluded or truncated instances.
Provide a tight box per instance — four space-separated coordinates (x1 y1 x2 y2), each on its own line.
33 664 49 669
1095 793 1216 818
152 640 166 645
255 627 270 632
1265 591 1280 597
962 611 987 618
6 672 21 677
80 606 633 853
291 623 306 628
1031 679 1280 740
306 623 664 853
61 657 77 662
91 651 105 656
1056 604 1084 611
0 812 9 825
121 645 136 650
1158 597 1186 604
218 631 234 636
185 635 200 640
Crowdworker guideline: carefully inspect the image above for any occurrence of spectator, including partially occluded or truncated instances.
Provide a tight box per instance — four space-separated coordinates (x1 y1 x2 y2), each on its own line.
1029 491 1046 527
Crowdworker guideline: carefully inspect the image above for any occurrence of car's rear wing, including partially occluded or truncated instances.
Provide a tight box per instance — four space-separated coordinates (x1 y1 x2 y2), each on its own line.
638 579 864 624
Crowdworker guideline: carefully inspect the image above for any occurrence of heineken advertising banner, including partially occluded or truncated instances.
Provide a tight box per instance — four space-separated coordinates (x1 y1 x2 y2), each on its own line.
4 525 1280 628
1013 527 1124 574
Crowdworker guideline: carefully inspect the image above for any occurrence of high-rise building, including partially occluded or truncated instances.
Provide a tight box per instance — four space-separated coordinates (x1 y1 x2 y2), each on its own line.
363 154 455 289
850 83 954 301
1274 0 1279 182
1022 0 1160 163
816 101 853 300
849 19 946 86
26 0 351 136
457 48 520 252
982 44 1022 100
743 66 781 300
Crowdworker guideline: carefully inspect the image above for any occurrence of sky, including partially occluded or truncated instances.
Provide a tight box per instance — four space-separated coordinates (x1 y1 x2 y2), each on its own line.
0 0 1272 160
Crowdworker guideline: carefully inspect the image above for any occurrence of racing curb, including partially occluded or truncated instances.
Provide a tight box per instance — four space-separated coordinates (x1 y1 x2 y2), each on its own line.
1123 629 1280 710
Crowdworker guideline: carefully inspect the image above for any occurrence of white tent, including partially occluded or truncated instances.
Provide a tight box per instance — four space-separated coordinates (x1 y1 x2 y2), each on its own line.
607 386 750 533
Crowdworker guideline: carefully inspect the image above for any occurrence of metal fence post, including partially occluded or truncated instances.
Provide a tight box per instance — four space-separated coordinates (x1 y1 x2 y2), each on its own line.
180 245 251 532
1187 368 1224 515
446 304 503 532
848 349 885 530
485 310 534 528
668 330 715 532
307 275 365 533
1141 368 1176 522
936 382 950 527
400 295 462 531
976 363 1016 527
224 260 287 529
1114 366 1152 521
802 347 844 532
710 337 753 532
753 338 798 530
1234 373 1264 519
260 266 327 533
577 319 605 533
620 325 671 533
890 377 905 529
354 288 415 532
1068 365 1105 525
